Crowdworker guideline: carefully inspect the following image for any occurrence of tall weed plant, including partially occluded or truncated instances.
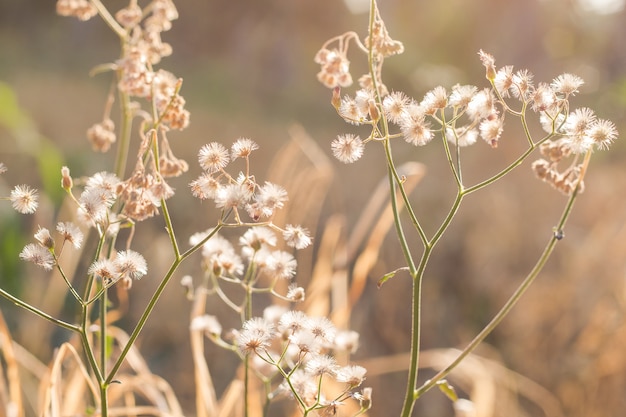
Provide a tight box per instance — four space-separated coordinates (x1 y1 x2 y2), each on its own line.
0 1 619 417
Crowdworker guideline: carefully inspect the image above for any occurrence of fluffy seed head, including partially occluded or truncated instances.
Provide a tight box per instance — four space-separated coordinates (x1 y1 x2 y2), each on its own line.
10 185 38 214
331 134 364 163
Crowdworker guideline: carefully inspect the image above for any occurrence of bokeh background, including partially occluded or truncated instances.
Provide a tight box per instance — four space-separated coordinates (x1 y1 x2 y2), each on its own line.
1 0 626 416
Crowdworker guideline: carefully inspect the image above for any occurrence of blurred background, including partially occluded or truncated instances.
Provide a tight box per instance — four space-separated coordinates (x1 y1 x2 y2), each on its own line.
1 0 625 416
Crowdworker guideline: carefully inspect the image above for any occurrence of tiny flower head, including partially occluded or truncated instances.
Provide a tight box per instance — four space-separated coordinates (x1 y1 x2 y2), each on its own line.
189 173 221 200
478 50 496 81
34 227 54 249
283 225 312 250
61 166 73 191
382 91 410 124
56 222 84 249
336 365 367 387
231 137 259 159
264 250 297 280
190 314 222 339
198 143 230 173
587 119 618 150
286 285 306 302
10 185 38 214
305 354 338 377
279 310 310 335
331 134 364 163
306 316 337 345
400 116 433 146
449 84 478 108
494 65 514 97
237 317 275 355
253 182 288 218
19 243 55 270
0 162 6 174
420 86 448 115
551 73 584 97
334 330 360 354
114 250 148 280
88 258 117 282
240 226 277 253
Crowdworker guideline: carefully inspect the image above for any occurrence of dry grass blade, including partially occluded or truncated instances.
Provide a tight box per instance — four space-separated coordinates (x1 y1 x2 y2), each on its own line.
360 349 564 417
190 290 219 417
39 342 98 417
0 309 24 417
105 327 184 416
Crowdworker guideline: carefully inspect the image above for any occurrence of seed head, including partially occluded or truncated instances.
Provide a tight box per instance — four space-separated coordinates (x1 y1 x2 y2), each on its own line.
19 243 55 271
331 134 364 163
10 185 38 214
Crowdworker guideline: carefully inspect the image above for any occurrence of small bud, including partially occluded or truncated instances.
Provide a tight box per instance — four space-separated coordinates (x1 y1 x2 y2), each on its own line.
61 166 73 191
367 98 380 122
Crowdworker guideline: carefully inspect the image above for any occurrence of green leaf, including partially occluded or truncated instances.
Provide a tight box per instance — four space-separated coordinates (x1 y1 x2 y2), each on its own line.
436 379 458 402
377 267 409 288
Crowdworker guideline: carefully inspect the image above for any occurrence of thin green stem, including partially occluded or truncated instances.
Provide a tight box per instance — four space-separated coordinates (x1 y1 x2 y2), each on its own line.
0 287 79 332
414 156 586 398
104 225 222 385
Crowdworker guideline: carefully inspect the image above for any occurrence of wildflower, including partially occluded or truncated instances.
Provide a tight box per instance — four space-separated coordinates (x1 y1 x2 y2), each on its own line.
189 173 221 200
334 330 360 354
251 182 288 219
88 259 117 282
511 69 534 100
494 65 514 97
283 225 312 250
56 222 84 249
478 50 496 81
10 185 38 214
400 115 433 146
305 354 338 377
315 48 353 88
214 183 249 209
87 119 116 152
446 127 478 147
56 0 97 21
587 119 618 150
115 3 143 28
114 250 148 280
449 84 477 108
237 317 275 355
421 86 448 115
382 91 410 124
366 8 404 58
263 305 288 325
279 369 318 404
34 227 54 250
286 285 306 302
530 83 557 112
279 310 310 335
19 243 55 271
466 88 496 122
307 316 337 345
190 314 222 338
240 227 277 253
338 95 368 125
198 143 230 173
231 138 259 159
61 166 73 191
565 107 596 137
355 387 373 409
331 134 364 163
336 365 367 387
86 172 120 196
479 118 504 148
265 251 297 280
116 48 153 97
551 73 584 97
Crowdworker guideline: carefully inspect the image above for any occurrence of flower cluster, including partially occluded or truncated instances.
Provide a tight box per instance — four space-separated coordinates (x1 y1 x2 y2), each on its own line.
187 226 306 307
192 306 371 415
317 23 618 197
189 138 312 249
19 223 84 271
